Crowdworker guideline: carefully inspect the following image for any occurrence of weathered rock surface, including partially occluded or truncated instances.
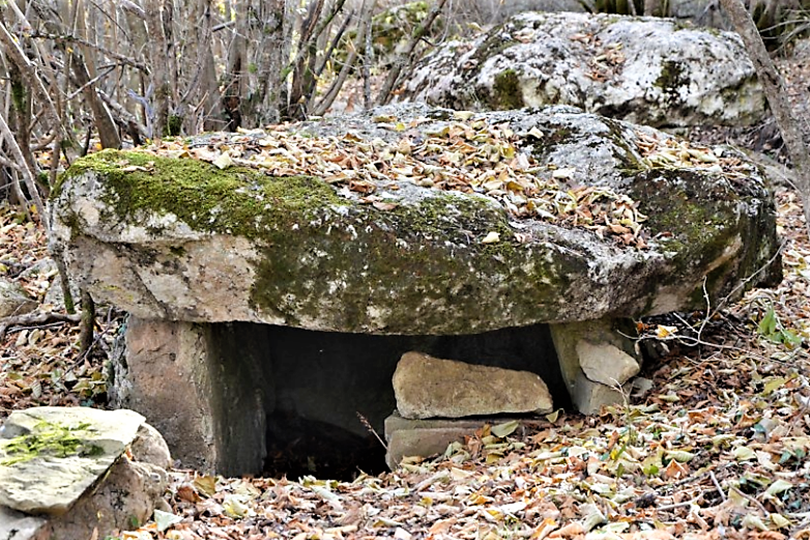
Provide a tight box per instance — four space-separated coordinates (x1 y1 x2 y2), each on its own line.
109 316 266 475
42 454 167 540
0 277 37 318
577 341 640 386
402 12 766 128
0 506 47 540
550 319 642 414
0 407 146 515
50 105 780 335
393 352 553 419
385 413 496 469
0 407 169 540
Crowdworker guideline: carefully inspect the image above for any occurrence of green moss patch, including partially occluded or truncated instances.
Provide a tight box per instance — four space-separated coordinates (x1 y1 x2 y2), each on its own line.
491 70 525 110
60 149 345 238
0 420 104 466
249 192 575 333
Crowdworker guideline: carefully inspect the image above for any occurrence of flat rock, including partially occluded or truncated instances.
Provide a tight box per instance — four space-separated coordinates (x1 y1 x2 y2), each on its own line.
392 351 553 419
385 413 507 469
0 407 145 515
577 341 640 386
0 278 37 318
402 12 766 128
0 506 47 540
49 105 780 334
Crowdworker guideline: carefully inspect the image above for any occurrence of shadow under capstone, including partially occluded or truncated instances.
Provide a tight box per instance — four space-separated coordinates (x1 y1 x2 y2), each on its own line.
204 322 568 480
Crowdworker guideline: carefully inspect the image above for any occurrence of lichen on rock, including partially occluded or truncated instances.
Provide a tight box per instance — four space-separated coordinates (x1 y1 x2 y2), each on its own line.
401 11 767 128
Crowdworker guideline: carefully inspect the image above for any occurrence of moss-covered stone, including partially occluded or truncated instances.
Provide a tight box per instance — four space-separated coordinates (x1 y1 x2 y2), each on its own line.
654 60 687 95
249 191 573 333
628 167 780 305
0 420 103 466
50 106 781 334
60 149 345 239
403 11 766 129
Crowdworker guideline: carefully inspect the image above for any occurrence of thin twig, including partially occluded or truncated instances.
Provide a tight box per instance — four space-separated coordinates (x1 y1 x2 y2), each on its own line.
657 498 701 512
709 471 726 501
356 411 388 450
0 311 82 342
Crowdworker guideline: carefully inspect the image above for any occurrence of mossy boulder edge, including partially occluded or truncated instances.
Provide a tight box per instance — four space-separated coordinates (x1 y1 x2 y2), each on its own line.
49 105 780 335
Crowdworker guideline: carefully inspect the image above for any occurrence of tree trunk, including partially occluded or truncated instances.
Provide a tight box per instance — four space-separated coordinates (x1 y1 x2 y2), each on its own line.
226 0 288 128
144 0 174 137
78 289 95 355
71 50 122 149
719 0 810 233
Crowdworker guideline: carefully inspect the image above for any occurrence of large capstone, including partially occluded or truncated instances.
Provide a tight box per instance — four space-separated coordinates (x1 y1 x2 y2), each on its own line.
50 105 780 335
400 12 766 128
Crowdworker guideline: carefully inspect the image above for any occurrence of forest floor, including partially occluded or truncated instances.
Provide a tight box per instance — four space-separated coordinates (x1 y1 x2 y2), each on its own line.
2 39 810 540
1 182 809 540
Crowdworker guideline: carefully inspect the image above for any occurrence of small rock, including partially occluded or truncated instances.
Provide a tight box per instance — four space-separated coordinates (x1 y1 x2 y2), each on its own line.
43 455 168 540
577 341 640 387
572 371 627 415
0 278 37 318
129 423 172 469
0 506 47 540
392 351 553 419
385 413 499 469
0 407 170 540
0 407 145 515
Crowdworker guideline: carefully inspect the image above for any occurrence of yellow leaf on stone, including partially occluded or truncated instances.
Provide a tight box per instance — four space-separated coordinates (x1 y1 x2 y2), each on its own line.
552 167 575 179
481 231 500 244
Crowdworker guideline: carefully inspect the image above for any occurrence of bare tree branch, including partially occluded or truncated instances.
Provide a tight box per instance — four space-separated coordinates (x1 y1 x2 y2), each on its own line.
720 0 810 233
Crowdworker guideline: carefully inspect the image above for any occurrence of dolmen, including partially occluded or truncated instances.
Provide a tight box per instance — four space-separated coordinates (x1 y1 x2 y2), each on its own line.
49 104 781 474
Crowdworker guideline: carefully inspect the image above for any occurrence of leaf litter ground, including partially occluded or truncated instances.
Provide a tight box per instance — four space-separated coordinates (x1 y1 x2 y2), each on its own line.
0 185 809 539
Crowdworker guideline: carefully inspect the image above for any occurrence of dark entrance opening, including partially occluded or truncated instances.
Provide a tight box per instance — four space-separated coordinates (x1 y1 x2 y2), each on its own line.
206 322 567 480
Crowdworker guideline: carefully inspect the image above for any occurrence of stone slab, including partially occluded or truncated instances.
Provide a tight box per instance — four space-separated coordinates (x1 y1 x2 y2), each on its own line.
0 407 145 516
393 352 553 419
50 105 781 335
385 414 499 469
110 316 267 476
0 506 47 540
577 341 640 387
572 371 627 415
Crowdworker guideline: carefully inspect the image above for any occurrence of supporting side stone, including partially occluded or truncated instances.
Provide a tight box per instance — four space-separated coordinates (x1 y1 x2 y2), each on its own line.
549 318 640 414
109 316 267 475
